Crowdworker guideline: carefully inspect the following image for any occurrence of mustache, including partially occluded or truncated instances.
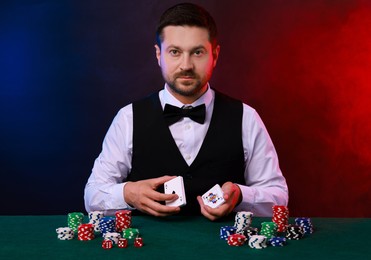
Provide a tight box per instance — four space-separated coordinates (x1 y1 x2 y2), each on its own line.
175 70 197 78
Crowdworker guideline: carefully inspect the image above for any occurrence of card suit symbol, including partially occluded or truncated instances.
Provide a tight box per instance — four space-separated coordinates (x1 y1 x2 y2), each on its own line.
172 191 176 194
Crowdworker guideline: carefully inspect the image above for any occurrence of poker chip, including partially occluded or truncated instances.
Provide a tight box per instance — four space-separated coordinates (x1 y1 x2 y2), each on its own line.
285 224 305 240
227 234 247 246
56 211 145 250
115 210 132 232
88 211 104 233
67 212 84 232
234 211 253 234
104 232 121 244
218 206 315 250
248 235 267 249
295 217 314 235
272 205 289 232
56 227 74 240
242 227 259 238
220 226 237 240
122 228 140 239
78 223 95 241
268 236 287 247
99 217 116 236
260 222 277 239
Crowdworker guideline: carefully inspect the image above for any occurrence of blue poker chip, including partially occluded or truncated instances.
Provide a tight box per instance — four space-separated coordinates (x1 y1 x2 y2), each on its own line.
268 236 287 246
220 226 237 240
294 217 314 235
99 217 116 236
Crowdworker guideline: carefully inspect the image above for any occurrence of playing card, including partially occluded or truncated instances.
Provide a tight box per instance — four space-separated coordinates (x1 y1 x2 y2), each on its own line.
201 184 225 208
164 176 187 207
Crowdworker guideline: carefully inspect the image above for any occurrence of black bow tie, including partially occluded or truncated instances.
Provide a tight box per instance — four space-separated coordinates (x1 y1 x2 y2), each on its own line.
163 104 206 126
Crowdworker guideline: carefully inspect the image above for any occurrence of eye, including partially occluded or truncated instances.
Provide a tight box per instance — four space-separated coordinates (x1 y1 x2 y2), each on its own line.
193 49 205 56
169 49 180 56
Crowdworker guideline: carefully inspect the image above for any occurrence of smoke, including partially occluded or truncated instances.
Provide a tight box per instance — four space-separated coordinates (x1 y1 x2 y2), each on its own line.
219 0 371 216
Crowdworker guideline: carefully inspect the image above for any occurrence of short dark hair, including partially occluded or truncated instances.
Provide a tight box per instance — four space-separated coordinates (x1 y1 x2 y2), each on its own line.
156 3 218 49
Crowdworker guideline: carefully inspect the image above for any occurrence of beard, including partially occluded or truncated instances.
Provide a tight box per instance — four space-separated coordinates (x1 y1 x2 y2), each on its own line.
165 70 204 97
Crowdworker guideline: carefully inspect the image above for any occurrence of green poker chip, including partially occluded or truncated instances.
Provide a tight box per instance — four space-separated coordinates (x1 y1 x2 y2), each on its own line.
122 228 139 239
67 212 84 232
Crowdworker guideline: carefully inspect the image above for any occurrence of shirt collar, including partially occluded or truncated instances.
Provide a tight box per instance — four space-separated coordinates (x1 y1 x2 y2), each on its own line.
161 83 214 109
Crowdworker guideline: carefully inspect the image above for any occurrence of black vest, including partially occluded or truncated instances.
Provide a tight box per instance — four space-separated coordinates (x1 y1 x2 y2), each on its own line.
128 90 245 214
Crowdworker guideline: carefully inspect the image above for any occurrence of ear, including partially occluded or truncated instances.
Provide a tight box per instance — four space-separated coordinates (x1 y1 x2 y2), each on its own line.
155 44 161 66
212 45 221 68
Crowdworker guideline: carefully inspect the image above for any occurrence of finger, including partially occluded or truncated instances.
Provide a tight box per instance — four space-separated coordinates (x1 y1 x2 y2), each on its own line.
222 182 241 207
141 189 181 215
151 175 178 189
221 182 234 200
197 196 219 221
141 198 181 216
151 190 179 202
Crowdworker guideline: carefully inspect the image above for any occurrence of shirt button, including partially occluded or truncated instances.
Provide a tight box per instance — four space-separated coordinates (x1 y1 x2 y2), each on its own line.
185 124 191 130
185 154 191 160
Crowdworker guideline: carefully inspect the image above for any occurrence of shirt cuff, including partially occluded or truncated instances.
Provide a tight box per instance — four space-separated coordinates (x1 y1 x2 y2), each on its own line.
233 184 255 212
111 182 136 211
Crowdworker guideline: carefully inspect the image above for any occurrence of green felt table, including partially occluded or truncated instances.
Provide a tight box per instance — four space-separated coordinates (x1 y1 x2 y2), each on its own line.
0 215 370 260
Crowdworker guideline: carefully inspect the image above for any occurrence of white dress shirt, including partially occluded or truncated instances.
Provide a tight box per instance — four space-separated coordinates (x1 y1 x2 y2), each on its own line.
84 85 288 216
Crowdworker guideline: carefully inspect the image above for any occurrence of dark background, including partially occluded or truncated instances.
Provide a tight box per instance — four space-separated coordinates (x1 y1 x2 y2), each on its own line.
1 0 370 217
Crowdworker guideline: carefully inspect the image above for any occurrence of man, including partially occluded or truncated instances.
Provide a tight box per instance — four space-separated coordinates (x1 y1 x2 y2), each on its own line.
84 3 288 221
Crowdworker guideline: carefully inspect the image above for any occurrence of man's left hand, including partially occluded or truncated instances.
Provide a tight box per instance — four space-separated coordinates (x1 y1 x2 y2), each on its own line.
197 182 242 221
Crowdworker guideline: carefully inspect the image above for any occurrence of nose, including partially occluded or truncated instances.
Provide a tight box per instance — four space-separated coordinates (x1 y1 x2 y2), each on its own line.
180 54 193 71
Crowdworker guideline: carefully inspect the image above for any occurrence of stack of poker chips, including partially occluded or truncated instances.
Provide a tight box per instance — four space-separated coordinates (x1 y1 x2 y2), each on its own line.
99 217 116 237
295 217 314 235
234 211 253 234
268 236 287 247
115 210 132 232
67 212 84 232
227 234 247 246
220 226 237 240
285 224 305 240
242 227 259 239
248 235 267 249
272 205 289 232
260 222 277 239
104 232 121 244
56 227 74 240
122 228 140 239
88 211 104 233
78 223 95 241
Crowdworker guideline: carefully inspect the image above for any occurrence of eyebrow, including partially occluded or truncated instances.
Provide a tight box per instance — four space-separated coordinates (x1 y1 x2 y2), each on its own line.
166 45 207 52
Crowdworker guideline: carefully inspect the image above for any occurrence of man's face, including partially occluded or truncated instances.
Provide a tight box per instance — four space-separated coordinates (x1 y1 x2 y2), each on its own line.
155 26 220 103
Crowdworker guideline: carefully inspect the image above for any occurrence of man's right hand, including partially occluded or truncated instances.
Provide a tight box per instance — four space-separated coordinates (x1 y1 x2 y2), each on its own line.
124 175 181 217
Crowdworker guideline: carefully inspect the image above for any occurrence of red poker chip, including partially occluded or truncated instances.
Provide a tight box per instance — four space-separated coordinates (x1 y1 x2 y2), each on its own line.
272 213 289 231
115 210 132 231
78 224 95 240
227 234 246 246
